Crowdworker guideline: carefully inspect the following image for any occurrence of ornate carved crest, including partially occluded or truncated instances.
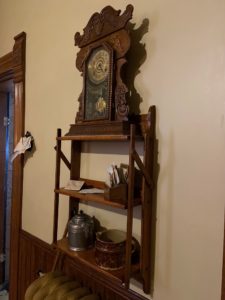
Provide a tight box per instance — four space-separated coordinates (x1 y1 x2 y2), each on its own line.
75 5 133 48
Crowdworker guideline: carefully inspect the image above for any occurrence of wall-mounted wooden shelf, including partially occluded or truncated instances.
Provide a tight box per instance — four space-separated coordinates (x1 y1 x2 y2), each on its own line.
52 106 156 295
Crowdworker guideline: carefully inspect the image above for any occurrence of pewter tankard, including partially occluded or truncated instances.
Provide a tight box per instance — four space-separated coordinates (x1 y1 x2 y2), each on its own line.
68 210 94 251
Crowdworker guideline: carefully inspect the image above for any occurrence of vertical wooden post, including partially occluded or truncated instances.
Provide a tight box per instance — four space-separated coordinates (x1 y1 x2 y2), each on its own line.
53 128 61 244
141 106 156 293
69 140 81 217
124 124 135 289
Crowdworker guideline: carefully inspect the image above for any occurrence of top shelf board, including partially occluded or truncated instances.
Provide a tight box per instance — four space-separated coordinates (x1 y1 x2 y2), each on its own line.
57 134 132 141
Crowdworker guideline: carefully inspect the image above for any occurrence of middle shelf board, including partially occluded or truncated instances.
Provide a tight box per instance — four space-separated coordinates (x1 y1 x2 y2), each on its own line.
55 188 141 209
56 237 140 285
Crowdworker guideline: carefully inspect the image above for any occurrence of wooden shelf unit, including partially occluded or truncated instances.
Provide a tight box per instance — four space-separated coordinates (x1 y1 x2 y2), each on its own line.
52 106 156 295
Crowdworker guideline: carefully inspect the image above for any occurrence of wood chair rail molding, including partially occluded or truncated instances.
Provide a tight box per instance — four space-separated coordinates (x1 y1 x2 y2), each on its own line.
0 31 26 300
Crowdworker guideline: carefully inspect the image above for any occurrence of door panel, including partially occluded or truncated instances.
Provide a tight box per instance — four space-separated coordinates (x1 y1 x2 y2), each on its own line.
0 92 8 284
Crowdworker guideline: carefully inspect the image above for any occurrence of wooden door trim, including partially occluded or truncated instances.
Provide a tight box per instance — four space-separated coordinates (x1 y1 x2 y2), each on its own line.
0 93 8 285
0 32 26 300
0 53 13 82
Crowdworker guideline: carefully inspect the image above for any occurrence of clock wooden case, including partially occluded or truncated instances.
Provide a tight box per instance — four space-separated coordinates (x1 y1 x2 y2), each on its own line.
67 4 134 136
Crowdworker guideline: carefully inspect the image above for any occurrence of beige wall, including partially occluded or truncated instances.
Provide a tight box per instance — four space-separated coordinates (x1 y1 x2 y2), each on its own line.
0 0 225 299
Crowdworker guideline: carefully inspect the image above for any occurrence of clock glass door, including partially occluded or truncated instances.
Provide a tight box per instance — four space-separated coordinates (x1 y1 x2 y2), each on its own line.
84 46 112 121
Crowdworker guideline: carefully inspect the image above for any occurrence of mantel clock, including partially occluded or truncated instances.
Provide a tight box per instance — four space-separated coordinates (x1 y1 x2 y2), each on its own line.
68 4 134 135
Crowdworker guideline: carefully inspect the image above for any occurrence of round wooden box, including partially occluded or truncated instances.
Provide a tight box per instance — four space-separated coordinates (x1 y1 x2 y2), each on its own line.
95 229 126 270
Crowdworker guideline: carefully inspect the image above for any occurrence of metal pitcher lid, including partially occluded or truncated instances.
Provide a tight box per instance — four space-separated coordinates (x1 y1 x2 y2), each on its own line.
71 210 92 225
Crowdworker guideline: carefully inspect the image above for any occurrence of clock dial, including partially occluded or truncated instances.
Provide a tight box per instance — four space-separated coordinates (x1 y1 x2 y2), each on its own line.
84 46 112 121
87 49 110 84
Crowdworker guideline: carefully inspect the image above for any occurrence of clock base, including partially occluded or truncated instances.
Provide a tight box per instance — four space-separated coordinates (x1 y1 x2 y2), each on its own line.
66 121 131 136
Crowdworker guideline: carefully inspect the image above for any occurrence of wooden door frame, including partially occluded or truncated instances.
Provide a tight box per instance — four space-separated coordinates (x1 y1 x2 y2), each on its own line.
0 92 8 286
0 32 26 300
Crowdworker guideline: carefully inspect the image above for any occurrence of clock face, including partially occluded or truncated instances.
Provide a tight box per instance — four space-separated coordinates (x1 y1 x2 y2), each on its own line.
87 49 109 84
84 46 112 121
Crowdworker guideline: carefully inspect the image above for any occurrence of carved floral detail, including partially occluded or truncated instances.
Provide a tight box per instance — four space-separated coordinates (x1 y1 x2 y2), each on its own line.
115 84 129 121
110 35 124 53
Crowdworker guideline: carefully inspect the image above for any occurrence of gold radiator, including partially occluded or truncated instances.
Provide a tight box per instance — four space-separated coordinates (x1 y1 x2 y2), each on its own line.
25 272 100 300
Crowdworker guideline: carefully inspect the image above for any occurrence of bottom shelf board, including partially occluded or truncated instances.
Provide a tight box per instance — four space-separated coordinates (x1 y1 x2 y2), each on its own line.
57 238 140 285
